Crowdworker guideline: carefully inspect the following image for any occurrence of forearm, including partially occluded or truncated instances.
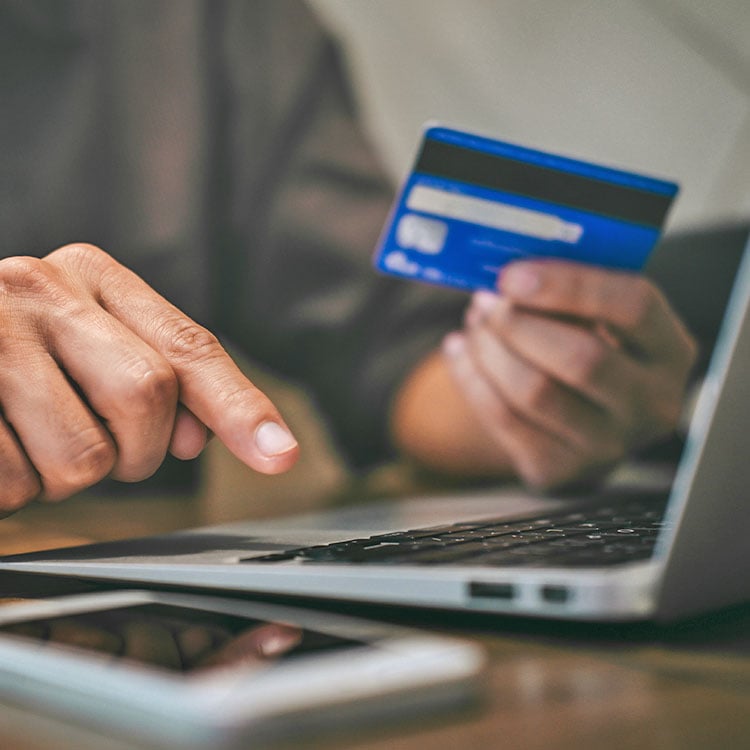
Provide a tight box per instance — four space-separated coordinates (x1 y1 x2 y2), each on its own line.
390 348 517 479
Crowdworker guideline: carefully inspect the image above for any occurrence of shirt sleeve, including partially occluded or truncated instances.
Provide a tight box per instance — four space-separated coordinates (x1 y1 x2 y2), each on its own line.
214 1 468 469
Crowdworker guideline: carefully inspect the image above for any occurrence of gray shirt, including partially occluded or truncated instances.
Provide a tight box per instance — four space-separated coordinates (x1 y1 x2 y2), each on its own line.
0 0 744 486
0 0 467 473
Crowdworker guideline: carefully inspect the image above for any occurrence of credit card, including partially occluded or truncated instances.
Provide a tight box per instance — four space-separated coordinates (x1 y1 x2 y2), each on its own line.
373 124 679 292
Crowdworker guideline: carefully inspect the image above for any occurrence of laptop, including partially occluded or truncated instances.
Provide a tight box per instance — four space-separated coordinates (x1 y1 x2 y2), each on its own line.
2 235 749 624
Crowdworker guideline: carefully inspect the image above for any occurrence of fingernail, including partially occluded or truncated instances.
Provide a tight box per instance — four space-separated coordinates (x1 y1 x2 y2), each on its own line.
502 264 541 297
442 332 465 357
471 290 497 315
255 421 298 457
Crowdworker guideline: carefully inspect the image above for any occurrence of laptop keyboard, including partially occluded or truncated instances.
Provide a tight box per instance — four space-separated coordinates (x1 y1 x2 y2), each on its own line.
240 495 671 568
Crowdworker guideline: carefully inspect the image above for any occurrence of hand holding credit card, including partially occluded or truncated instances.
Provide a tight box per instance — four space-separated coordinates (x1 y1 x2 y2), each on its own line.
373 125 679 292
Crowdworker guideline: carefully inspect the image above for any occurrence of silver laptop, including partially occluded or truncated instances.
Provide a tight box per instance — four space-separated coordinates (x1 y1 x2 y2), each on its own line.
2 236 749 623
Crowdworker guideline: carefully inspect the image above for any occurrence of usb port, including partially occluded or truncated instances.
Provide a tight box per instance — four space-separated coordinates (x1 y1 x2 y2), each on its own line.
468 582 515 600
540 585 570 604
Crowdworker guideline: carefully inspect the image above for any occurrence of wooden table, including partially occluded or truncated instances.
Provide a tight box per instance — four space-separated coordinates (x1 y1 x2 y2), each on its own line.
0 490 748 750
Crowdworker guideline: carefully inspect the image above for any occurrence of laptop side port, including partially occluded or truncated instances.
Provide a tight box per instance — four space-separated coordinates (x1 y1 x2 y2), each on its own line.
540 584 570 604
468 581 515 600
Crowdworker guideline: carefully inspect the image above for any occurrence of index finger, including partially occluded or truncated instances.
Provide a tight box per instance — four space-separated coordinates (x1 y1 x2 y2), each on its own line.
50 245 299 475
498 259 695 361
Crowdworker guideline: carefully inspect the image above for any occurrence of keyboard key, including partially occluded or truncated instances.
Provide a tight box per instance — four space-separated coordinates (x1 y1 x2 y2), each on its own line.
240 494 669 568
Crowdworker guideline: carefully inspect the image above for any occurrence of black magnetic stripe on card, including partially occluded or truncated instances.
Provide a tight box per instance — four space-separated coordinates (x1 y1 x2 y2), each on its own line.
415 139 674 228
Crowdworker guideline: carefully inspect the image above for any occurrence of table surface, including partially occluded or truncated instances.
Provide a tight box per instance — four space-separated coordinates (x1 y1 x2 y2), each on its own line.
0 492 748 750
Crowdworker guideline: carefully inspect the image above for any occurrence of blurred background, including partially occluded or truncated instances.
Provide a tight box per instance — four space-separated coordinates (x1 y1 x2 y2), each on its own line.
225 0 750 520
311 0 750 233
7 0 750 550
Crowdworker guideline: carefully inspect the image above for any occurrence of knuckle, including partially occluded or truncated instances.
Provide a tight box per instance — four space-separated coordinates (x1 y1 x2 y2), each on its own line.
46 242 111 271
0 256 57 297
487 299 515 332
57 429 116 494
214 380 270 420
518 372 555 413
46 244 121 296
69 434 117 482
117 358 178 415
567 335 610 386
158 317 223 365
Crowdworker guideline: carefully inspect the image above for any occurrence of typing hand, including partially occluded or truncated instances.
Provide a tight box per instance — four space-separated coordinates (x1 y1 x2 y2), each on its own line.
0 244 298 514
442 260 697 489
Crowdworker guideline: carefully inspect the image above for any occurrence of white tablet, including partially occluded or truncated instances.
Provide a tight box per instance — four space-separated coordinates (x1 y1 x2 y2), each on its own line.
0 590 483 748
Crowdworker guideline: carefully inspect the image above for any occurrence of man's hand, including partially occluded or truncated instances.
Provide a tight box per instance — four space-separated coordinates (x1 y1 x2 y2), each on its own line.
392 260 697 490
0 244 298 514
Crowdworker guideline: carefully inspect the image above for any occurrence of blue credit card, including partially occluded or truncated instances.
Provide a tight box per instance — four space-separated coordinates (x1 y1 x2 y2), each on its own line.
373 125 679 292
